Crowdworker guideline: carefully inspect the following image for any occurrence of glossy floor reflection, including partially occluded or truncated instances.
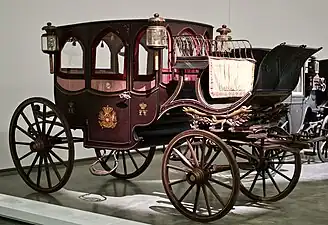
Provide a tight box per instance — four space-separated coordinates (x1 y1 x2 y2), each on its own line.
0 151 328 224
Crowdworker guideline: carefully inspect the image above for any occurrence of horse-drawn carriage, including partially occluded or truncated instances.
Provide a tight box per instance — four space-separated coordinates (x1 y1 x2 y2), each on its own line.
285 57 328 163
8 13 323 222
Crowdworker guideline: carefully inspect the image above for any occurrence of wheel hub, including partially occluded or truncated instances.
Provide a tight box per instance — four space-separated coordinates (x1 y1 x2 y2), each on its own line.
187 168 208 184
256 159 269 171
30 138 50 152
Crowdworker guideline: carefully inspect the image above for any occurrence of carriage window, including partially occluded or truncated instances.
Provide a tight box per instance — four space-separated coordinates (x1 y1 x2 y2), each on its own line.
293 67 304 95
137 35 154 76
60 37 84 74
161 28 172 85
118 46 125 74
179 28 199 82
92 31 126 92
133 31 155 91
96 41 111 69
139 45 149 75
57 37 85 91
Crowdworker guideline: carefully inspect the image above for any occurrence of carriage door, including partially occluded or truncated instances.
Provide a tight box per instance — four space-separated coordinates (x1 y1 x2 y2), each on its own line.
87 30 132 145
130 30 159 130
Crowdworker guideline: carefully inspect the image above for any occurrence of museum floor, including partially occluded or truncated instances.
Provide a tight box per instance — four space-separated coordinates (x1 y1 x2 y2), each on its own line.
0 152 328 225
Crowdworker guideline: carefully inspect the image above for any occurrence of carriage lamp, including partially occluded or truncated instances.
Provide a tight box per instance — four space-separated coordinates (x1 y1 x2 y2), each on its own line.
215 25 232 53
308 56 319 75
41 22 59 53
41 22 59 74
146 13 168 49
146 13 168 71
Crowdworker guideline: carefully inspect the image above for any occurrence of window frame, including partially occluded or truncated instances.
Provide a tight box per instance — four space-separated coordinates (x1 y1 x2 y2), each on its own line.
133 28 156 82
91 29 127 81
58 36 85 79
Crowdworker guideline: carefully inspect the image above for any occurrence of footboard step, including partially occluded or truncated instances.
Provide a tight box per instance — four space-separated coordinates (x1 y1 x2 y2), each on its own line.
0 193 149 225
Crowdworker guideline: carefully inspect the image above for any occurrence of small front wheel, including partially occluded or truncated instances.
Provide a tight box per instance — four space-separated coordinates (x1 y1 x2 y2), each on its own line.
9 97 75 193
162 129 240 222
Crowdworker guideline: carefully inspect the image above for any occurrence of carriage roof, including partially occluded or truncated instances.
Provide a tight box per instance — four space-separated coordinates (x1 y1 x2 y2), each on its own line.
55 18 214 30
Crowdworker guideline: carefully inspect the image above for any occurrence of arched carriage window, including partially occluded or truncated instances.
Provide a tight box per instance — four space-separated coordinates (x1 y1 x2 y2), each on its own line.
178 28 199 82
161 27 173 85
138 44 150 75
92 31 126 93
57 37 85 91
96 41 111 69
133 30 155 91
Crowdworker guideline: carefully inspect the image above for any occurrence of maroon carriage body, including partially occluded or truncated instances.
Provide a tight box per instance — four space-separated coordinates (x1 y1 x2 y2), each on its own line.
53 18 213 150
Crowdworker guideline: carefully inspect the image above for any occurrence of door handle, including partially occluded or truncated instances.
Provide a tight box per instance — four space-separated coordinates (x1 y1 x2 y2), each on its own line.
119 91 131 100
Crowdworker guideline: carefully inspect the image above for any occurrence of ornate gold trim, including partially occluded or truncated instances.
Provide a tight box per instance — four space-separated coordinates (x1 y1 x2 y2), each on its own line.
98 105 117 129
139 102 148 116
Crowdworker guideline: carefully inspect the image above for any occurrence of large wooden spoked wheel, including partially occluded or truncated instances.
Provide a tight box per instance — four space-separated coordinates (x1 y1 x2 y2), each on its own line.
237 144 301 202
162 129 240 222
9 97 74 193
94 147 156 179
317 115 328 162
273 114 291 171
258 122 290 179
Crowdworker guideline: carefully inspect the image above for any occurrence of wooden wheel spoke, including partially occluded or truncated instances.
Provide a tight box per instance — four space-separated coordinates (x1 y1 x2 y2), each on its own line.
209 178 232 190
31 103 41 134
122 151 127 175
53 129 65 138
169 178 187 186
249 171 260 192
268 150 285 159
15 141 30 146
233 145 258 161
276 151 287 162
19 151 34 161
135 149 147 158
16 125 35 140
195 145 200 162
269 166 292 182
101 150 114 162
172 148 193 169
47 153 62 181
21 112 38 136
204 150 220 169
266 169 281 193
269 153 293 160
167 164 190 173
186 139 199 167
49 150 68 167
240 169 255 180
201 185 212 216
42 104 47 135
200 138 206 168
127 151 139 170
193 184 201 213
252 146 260 157
53 145 69 150
179 183 195 202
36 156 43 187
262 170 266 197
206 182 225 207
44 156 52 188
46 115 58 136
26 153 39 177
